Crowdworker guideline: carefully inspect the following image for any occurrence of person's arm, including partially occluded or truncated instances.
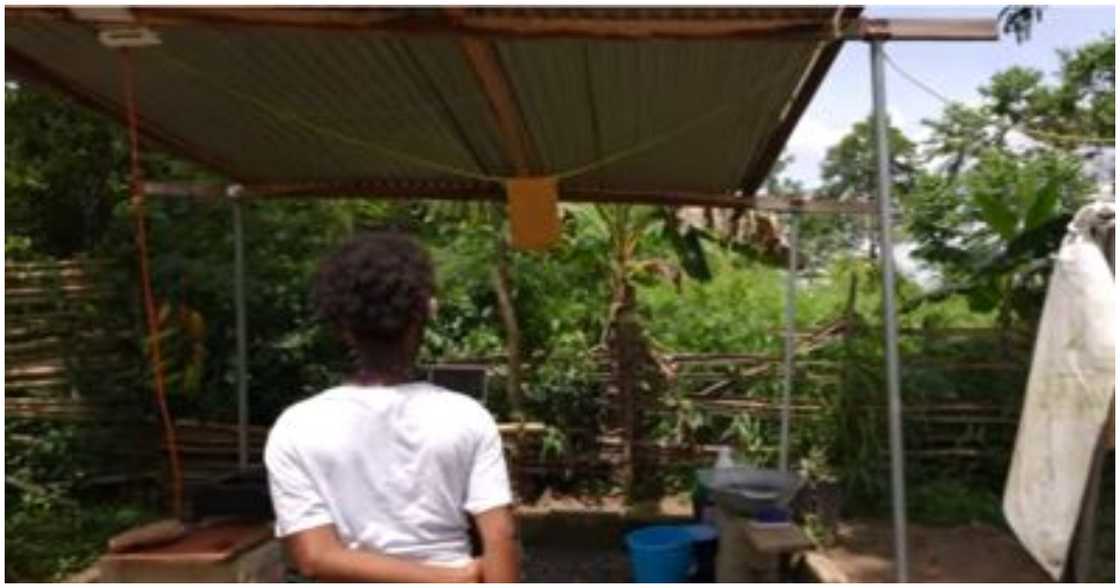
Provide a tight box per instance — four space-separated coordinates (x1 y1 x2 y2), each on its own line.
285 524 481 583
472 506 520 582
462 406 519 582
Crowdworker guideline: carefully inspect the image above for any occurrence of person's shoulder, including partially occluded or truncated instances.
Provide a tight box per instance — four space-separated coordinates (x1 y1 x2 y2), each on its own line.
411 381 486 407
267 386 350 441
409 382 495 424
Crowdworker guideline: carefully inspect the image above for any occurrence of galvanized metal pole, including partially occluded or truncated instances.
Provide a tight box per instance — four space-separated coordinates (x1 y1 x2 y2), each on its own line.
870 40 909 582
779 212 799 472
231 186 249 471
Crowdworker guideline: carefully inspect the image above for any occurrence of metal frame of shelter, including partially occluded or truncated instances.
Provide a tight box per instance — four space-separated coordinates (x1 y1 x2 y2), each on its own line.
6 9 1001 582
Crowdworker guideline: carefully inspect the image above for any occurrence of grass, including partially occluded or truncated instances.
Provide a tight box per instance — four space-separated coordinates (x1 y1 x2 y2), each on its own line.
639 249 996 355
907 479 1004 527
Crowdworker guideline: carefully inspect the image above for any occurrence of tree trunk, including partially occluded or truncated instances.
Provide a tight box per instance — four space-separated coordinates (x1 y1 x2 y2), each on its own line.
609 282 639 502
490 257 522 419
490 236 526 501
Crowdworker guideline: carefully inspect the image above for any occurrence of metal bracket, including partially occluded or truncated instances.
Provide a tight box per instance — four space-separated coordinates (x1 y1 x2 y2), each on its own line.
75 7 163 49
98 27 162 49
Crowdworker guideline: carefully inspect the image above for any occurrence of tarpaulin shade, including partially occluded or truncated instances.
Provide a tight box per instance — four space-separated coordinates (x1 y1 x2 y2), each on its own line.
6 7 861 197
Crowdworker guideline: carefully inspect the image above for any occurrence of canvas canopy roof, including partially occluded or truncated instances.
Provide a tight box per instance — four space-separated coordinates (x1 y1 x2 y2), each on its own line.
6 6 863 200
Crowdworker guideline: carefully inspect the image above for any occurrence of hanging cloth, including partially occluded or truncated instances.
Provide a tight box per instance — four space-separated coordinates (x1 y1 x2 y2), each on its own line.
1003 201 1116 580
505 177 561 250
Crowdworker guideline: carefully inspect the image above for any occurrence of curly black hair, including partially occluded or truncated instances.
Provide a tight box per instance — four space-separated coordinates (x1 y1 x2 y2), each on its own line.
312 231 435 357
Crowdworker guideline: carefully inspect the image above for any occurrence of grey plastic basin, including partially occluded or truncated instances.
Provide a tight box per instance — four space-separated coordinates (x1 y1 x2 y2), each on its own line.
697 466 805 515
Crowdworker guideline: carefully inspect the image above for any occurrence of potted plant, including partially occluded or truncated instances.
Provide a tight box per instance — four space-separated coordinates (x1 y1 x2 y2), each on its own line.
795 447 844 546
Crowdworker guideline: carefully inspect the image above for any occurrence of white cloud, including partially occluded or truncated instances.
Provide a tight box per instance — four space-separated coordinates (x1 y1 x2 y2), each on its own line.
888 105 934 143
784 114 850 186
788 112 848 154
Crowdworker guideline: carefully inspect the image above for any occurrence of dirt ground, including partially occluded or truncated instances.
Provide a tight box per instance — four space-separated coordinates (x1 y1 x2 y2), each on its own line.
807 519 1051 583
516 492 1059 583
517 491 693 582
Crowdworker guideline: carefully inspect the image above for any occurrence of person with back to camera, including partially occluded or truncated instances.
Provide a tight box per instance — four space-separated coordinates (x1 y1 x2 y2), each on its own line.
264 231 520 582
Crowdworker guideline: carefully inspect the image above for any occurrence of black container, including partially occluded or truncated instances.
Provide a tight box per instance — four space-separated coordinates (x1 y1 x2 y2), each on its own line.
188 465 274 522
690 536 719 582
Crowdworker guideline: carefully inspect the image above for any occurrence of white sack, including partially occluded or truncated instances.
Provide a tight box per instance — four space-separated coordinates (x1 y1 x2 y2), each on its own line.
1003 202 1116 579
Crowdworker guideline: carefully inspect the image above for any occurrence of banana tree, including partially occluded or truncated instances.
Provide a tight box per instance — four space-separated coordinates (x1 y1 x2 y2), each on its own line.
576 202 797 499
904 150 1093 328
581 204 680 500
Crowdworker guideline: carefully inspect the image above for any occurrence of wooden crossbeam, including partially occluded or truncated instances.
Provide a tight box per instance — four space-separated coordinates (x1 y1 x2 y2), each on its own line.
11 8 996 43
459 37 540 175
855 18 999 42
143 180 877 214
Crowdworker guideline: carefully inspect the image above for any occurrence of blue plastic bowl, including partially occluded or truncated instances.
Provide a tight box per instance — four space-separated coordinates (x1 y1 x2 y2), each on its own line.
753 506 792 524
625 526 695 583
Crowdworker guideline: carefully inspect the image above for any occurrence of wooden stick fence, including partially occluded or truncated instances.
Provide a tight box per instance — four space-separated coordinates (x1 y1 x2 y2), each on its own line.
6 259 1033 500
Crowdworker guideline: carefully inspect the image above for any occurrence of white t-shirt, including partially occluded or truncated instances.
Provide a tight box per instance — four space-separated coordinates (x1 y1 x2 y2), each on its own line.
264 382 512 565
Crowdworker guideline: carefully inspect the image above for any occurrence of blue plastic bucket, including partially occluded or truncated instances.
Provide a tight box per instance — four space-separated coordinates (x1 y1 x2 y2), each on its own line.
682 523 718 543
625 525 695 583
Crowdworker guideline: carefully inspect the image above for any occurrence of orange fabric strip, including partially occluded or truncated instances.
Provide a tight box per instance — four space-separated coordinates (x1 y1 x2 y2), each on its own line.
506 177 561 250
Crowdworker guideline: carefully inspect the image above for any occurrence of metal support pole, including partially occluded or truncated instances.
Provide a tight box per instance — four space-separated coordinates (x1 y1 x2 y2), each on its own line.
870 40 909 582
779 212 799 472
231 186 249 471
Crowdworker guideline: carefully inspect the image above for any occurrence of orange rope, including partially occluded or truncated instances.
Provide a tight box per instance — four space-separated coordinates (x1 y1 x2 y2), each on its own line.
121 48 184 519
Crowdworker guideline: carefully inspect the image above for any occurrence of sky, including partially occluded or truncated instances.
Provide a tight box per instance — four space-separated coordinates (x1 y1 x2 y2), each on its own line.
783 4 1117 188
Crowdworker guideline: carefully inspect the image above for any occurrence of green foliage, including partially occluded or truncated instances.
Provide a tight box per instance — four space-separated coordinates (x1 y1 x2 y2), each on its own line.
422 206 611 365
5 83 127 257
5 235 40 261
764 155 842 270
640 247 854 353
6 498 159 582
523 329 603 452
663 223 712 282
921 102 1000 179
6 421 88 510
1027 35 1115 145
5 419 162 581
814 117 918 261
999 6 1045 44
907 140 1093 325
937 37 1115 159
900 35 1110 326
641 261 781 353
80 195 373 423
983 66 1047 128
821 119 918 201
908 479 1003 527
637 249 1026 510
422 219 506 360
